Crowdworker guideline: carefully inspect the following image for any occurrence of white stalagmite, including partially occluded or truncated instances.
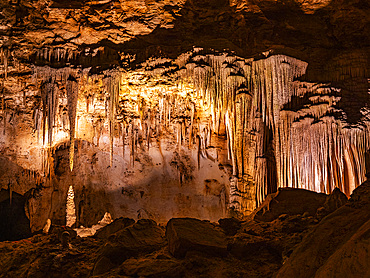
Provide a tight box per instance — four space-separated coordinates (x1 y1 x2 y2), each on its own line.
66 185 76 227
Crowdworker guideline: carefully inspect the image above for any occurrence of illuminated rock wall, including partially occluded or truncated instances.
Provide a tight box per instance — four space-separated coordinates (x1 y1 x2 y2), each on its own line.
1 45 368 224
174 50 370 212
0 0 369 227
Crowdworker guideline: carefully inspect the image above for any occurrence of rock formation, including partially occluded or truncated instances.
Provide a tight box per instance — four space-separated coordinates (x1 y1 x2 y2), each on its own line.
0 181 368 277
0 0 369 243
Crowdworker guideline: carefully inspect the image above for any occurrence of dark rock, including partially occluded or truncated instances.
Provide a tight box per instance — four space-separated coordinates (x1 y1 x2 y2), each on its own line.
93 219 165 275
61 231 70 249
349 180 370 208
253 188 327 222
280 216 309 234
314 219 370 278
218 217 242 236
49 225 77 241
94 217 135 239
278 214 289 221
228 234 280 262
275 181 370 278
120 257 185 278
0 189 31 241
323 187 348 213
166 218 228 258
315 206 328 220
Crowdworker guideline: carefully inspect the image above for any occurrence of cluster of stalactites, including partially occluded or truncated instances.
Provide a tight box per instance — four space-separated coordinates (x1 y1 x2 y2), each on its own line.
32 66 83 173
276 83 370 197
279 119 369 196
114 75 214 178
176 52 308 210
177 50 369 210
35 48 78 64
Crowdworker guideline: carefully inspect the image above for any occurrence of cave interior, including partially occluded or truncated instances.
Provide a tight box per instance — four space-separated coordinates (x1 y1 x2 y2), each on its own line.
0 0 369 277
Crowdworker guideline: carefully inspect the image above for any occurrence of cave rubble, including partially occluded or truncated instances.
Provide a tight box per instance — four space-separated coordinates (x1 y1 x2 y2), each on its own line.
0 180 368 277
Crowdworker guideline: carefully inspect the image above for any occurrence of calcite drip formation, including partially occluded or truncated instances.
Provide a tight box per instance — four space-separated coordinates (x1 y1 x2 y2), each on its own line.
1 46 369 216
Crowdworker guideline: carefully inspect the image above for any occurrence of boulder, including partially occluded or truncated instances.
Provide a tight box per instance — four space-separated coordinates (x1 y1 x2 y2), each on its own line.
323 187 348 213
93 219 165 275
349 179 370 208
314 218 370 278
49 225 77 240
166 218 228 258
0 189 31 241
228 234 280 261
94 217 135 239
253 188 327 222
275 181 370 278
120 257 185 278
218 218 241 236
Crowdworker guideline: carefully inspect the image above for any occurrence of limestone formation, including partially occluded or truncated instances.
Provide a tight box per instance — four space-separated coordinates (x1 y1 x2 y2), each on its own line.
166 218 228 258
0 5 369 278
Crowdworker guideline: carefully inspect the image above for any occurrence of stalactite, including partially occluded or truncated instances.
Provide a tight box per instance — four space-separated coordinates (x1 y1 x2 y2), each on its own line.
122 122 126 158
131 122 135 167
66 75 78 171
2 47 8 80
23 49 368 216
175 49 368 212
105 70 120 167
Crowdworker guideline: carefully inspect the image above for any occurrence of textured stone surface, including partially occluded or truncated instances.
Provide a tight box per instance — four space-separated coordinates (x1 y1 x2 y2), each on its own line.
94 217 135 239
253 188 327 222
93 219 165 275
0 0 369 230
315 218 370 278
275 181 370 278
218 217 242 236
166 218 228 258
323 187 348 213
1 198 367 278
0 189 31 241
228 234 280 261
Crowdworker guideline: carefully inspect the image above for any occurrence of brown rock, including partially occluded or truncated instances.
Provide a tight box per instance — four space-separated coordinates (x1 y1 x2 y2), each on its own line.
120 257 185 278
94 217 135 239
93 219 165 275
218 217 242 236
49 225 77 241
228 234 280 261
315 219 370 278
253 188 327 222
323 187 348 213
275 181 370 278
349 179 370 208
166 218 228 258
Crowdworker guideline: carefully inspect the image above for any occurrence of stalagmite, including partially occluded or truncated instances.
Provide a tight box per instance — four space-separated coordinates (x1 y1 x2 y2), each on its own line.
66 185 76 227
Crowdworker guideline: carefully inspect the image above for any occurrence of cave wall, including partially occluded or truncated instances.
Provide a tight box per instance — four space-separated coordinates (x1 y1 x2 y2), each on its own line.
0 0 369 229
